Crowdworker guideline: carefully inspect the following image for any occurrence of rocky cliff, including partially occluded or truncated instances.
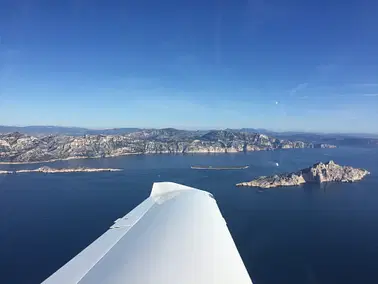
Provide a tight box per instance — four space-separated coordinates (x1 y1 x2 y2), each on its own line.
236 160 370 188
0 129 336 164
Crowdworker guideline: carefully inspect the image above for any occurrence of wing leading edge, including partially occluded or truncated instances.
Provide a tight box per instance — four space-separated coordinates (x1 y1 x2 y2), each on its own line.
42 182 252 284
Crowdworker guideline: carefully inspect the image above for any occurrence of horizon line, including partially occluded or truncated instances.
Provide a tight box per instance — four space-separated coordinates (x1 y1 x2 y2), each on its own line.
0 124 378 136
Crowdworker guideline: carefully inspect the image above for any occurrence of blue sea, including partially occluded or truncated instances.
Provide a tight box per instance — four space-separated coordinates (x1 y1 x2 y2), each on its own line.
1 148 378 284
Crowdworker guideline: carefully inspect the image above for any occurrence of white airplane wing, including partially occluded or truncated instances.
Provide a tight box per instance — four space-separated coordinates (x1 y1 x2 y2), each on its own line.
42 182 252 284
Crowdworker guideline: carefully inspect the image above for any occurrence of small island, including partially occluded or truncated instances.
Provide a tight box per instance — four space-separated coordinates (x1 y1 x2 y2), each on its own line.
191 165 249 170
0 166 123 174
236 160 370 188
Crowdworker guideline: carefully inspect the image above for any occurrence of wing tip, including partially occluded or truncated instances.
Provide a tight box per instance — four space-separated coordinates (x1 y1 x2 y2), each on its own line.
150 182 198 198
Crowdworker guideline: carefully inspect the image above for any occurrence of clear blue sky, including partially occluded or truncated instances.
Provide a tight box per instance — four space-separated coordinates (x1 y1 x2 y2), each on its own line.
0 0 377 133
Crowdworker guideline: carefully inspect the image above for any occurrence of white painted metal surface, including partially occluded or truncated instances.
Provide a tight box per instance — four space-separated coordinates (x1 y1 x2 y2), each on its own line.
42 182 252 284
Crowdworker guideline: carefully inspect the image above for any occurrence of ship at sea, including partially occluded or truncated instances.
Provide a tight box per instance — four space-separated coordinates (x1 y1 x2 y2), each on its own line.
190 165 249 170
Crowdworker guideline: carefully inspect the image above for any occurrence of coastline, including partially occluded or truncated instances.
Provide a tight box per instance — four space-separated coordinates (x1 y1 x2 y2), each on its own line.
0 146 337 165
0 153 143 165
0 148 318 165
0 151 244 165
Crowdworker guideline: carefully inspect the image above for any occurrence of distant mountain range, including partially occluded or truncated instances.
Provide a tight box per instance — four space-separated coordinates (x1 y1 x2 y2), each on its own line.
0 126 141 136
1 125 377 137
0 125 378 147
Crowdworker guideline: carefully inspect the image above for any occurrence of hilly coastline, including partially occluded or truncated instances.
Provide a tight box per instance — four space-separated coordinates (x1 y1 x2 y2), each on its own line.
0 129 336 164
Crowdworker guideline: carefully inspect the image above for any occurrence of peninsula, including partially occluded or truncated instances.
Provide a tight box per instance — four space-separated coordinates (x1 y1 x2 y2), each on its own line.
0 129 336 164
236 160 370 188
0 166 123 174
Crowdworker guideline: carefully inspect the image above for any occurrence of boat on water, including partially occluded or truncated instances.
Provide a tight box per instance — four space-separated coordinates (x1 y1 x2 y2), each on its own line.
191 165 249 170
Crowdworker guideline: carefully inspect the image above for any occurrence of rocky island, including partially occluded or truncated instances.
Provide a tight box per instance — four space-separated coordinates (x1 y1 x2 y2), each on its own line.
0 129 336 164
236 160 370 188
0 166 122 174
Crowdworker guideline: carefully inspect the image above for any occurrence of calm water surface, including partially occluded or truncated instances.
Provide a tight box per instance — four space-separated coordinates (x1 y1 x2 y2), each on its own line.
1 148 378 284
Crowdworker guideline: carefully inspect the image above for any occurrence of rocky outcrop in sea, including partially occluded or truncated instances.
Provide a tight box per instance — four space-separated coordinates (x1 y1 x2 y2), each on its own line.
0 166 122 174
236 160 370 188
0 129 336 164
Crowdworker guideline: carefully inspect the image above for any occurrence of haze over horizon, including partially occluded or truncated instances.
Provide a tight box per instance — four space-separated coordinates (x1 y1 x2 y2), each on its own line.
2 124 378 136
1 0 377 133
